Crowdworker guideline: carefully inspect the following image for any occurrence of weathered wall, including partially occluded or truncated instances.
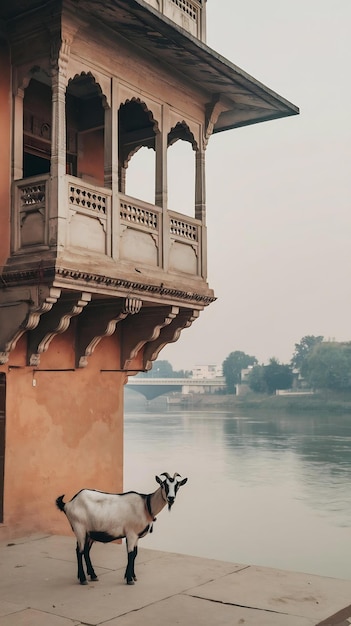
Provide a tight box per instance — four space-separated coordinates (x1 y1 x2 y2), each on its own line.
78 129 104 185
0 324 126 540
0 38 11 267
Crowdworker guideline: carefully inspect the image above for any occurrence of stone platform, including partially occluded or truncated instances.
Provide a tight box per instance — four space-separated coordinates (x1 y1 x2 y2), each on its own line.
0 535 350 625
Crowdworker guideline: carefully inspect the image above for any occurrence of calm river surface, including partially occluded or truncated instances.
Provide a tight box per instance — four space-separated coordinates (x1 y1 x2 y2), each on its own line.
124 404 351 580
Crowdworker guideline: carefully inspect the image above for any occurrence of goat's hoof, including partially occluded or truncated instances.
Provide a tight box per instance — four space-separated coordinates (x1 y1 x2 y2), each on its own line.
126 579 135 585
133 576 137 582
80 580 88 585
90 575 99 581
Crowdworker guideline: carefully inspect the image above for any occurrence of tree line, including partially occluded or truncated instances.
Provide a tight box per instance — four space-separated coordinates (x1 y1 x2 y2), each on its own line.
138 335 351 395
223 336 351 394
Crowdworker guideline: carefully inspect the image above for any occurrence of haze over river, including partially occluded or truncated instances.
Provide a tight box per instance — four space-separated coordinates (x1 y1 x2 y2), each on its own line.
124 402 351 580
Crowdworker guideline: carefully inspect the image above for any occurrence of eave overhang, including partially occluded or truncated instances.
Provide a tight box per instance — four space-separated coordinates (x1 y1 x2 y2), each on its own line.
73 0 299 131
1 0 299 130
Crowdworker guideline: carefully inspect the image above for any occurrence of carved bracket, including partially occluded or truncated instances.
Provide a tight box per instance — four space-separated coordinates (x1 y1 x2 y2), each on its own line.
121 305 179 371
204 94 226 147
27 292 91 366
0 287 61 364
143 308 199 371
76 297 142 368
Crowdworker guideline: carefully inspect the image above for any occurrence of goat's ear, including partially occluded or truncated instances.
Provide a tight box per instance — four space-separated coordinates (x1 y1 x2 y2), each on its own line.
155 475 163 485
178 477 188 486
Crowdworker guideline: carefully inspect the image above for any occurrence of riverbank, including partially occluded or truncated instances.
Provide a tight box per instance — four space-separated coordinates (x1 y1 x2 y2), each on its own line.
126 389 351 414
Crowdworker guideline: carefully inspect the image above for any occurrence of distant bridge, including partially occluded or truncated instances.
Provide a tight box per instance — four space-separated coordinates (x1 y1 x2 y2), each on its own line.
126 377 226 400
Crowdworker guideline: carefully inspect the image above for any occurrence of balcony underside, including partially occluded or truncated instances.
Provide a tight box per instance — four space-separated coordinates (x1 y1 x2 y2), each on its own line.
0 285 205 369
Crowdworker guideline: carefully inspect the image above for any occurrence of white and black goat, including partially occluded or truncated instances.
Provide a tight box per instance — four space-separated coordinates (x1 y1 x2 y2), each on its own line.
56 472 188 585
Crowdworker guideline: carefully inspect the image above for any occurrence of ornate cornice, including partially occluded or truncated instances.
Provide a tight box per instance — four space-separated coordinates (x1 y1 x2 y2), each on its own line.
1 265 216 306
56 267 216 305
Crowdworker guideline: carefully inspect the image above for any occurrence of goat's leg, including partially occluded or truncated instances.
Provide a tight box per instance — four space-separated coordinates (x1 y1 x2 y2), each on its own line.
84 537 99 581
131 545 138 582
124 537 138 584
76 542 87 585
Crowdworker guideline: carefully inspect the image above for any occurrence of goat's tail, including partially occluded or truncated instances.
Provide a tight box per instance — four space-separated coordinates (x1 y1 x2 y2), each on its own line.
56 495 66 512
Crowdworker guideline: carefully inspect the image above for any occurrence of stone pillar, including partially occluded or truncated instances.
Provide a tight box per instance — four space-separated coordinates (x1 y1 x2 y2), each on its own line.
108 78 120 260
50 36 70 252
155 104 169 269
195 145 206 223
195 144 207 280
155 104 168 209
199 0 207 42
12 87 24 181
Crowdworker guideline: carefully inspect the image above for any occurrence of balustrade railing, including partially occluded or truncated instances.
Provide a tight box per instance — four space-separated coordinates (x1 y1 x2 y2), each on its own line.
143 0 206 41
12 176 204 278
66 177 112 255
13 174 50 251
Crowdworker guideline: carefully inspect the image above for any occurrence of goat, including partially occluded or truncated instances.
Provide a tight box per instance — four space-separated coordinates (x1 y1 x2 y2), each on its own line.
56 472 188 585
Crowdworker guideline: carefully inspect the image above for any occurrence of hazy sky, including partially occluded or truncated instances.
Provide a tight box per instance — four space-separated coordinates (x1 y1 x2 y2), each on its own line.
130 1 351 371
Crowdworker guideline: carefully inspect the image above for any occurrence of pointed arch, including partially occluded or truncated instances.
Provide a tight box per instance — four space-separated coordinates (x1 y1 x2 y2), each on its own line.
119 97 159 167
66 72 108 184
118 98 159 201
167 122 197 216
168 121 198 150
67 72 108 110
22 68 52 178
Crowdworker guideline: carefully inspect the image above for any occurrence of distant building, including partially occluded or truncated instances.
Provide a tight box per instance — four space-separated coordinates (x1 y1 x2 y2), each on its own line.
191 364 223 379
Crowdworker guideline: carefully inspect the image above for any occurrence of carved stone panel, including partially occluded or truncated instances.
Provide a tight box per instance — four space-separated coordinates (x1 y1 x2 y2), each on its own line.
14 176 49 251
67 179 112 256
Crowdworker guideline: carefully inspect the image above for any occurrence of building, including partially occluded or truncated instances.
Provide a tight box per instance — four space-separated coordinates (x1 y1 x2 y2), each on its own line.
191 364 222 380
0 0 298 539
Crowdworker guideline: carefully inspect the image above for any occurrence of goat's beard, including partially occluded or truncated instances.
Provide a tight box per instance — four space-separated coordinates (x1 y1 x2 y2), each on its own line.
168 502 174 511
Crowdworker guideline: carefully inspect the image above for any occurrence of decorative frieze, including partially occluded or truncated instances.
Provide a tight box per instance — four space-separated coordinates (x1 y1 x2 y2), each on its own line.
2 264 215 305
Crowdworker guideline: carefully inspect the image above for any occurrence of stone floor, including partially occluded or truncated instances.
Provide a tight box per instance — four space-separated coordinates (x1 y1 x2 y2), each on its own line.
0 535 351 625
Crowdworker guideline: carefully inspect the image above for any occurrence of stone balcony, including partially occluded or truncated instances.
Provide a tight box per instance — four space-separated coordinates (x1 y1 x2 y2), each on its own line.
7 174 211 304
143 0 206 41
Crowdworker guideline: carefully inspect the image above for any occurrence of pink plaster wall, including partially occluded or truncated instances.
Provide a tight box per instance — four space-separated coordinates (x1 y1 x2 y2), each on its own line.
0 327 126 540
78 129 105 186
0 39 11 267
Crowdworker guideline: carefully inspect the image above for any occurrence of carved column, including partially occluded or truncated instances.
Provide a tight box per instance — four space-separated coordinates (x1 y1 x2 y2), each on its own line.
155 104 168 210
195 144 206 223
118 165 126 194
12 85 24 181
108 78 120 260
156 104 169 270
50 35 70 251
199 0 207 42
195 143 207 280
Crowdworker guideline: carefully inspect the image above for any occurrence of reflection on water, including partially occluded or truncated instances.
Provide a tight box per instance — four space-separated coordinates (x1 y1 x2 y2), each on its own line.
124 405 351 580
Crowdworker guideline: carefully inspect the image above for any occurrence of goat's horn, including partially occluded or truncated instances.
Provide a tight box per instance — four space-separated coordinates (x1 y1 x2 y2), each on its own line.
160 472 171 480
173 472 181 479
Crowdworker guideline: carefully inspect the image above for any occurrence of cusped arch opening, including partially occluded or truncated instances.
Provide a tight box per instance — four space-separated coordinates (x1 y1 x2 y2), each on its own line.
23 69 52 178
167 122 197 217
66 73 107 185
119 98 159 203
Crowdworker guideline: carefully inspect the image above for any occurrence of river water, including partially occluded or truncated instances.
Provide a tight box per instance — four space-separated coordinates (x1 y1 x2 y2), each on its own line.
124 403 351 580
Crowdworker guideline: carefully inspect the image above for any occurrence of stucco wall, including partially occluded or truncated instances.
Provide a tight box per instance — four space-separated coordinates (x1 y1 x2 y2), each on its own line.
0 325 125 540
0 38 11 267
